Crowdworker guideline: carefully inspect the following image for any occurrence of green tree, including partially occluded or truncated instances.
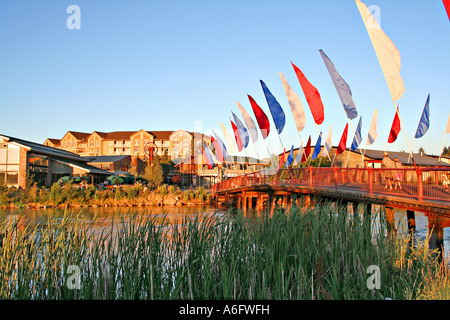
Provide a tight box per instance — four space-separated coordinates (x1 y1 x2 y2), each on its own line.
143 156 164 188
442 146 450 157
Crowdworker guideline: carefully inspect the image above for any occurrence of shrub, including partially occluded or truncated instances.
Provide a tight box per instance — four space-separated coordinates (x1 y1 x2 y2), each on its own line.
157 184 168 197
50 183 65 205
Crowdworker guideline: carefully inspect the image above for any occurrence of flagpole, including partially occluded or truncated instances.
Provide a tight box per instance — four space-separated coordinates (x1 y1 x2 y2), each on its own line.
408 139 416 164
296 131 307 167
393 102 416 168
438 133 447 166
347 118 366 167
315 123 333 167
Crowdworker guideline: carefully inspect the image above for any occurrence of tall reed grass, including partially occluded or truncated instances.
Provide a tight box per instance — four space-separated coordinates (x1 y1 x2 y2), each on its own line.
0 202 448 300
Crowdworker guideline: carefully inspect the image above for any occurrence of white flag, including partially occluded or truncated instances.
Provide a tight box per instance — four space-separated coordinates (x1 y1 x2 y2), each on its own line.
366 109 378 146
355 0 405 102
220 121 236 155
321 126 333 157
293 146 303 166
237 102 258 143
446 112 450 134
280 72 306 132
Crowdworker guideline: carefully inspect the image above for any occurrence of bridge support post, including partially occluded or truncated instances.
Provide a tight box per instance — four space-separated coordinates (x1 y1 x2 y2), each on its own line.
351 201 358 214
242 192 247 212
428 216 444 261
406 210 416 245
363 203 372 238
385 206 397 237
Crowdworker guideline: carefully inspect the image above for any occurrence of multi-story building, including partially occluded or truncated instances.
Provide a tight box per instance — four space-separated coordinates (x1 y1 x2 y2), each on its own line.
45 129 212 175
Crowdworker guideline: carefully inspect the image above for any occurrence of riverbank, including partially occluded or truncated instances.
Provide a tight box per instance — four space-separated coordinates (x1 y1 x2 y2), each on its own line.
0 183 217 210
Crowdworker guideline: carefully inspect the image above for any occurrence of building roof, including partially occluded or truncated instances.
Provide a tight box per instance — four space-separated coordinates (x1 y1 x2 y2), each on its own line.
1 134 88 162
277 146 450 167
84 155 130 164
101 131 137 140
148 131 173 140
360 149 450 167
66 131 91 141
0 134 111 175
223 155 269 165
55 160 111 175
45 138 61 145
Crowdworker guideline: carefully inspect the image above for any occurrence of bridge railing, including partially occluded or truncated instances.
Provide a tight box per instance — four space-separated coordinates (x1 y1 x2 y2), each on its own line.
212 167 450 202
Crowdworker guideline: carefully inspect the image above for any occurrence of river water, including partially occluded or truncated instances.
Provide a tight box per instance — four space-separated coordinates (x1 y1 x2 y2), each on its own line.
0 205 448 260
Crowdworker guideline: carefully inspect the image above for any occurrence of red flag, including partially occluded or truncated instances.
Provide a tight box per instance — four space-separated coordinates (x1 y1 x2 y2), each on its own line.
336 123 349 155
444 0 450 21
278 148 286 169
388 106 401 143
301 136 312 162
230 119 243 152
248 94 270 139
291 61 325 125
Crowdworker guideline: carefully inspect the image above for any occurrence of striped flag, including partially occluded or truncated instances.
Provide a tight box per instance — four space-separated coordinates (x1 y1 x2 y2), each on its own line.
285 145 294 167
356 0 405 102
220 121 236 155
231 112 249 148
230 119 244 152
248 94 270 139
260 80 286 135
202 142 214 169
322 126 333 158
414 94 430 139
351 117 363 151
211 129 228 162
320 49 358 120
366 109 378 146
311 133 322 160
237 102 258 144
279 72 306 132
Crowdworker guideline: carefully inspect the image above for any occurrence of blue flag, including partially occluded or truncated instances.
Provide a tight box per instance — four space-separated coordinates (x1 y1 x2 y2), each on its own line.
285 145 294 167
260 80 286 134
414 94 430 139
351 117 363 151
231 111 250 148
311 133 322 159
319 49 358 120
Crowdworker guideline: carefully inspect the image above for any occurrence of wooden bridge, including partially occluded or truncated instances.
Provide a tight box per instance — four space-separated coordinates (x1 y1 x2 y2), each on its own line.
212 166 450 255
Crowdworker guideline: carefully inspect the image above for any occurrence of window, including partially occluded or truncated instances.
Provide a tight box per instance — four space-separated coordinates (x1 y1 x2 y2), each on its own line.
134 139 140 146
0 143 20 187
134 148 140 154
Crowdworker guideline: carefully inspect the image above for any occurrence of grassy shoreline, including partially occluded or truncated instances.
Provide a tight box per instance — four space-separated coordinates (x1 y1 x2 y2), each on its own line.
0 202 449 300
0 182 216 209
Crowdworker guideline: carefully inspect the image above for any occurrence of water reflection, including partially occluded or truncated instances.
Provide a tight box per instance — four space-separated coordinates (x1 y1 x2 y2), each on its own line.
1 205 448 259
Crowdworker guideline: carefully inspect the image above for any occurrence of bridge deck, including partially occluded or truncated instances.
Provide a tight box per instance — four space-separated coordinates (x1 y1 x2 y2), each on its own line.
212 167 450 216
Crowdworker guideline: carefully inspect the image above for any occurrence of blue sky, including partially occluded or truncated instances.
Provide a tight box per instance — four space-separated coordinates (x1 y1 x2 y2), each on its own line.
0 0 449 159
